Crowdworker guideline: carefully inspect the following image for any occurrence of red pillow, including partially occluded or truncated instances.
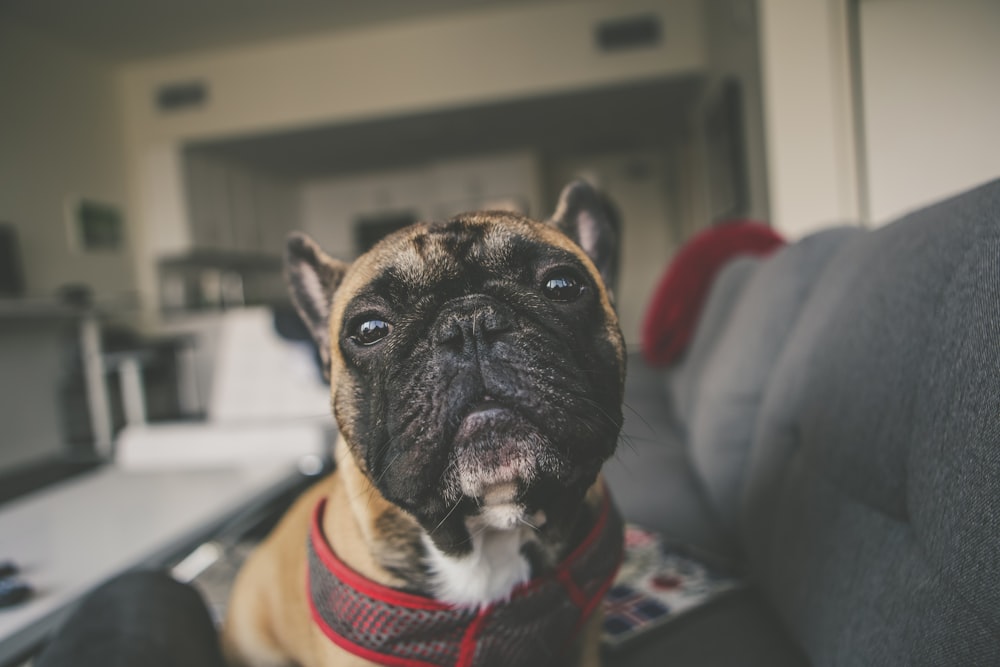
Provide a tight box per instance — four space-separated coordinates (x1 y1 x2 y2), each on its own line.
641 220 785 367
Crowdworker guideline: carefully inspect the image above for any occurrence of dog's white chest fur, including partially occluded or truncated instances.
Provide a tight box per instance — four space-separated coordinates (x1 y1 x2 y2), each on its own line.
422 482 545 607
422 523 536 608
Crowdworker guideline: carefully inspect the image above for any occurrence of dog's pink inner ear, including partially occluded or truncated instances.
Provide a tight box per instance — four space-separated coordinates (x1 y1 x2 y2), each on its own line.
285 232 349 380
548 180 620 295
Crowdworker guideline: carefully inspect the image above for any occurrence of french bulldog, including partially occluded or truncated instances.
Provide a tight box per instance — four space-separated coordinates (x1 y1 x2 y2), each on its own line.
223 181 626 667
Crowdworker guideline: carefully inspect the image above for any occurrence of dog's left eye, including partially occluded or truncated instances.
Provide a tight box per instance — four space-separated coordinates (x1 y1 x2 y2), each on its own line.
542 271 586 302
351 319 392 346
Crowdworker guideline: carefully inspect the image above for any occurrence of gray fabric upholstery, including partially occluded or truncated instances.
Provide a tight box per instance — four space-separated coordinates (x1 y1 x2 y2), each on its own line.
666 256 762 430
615 180 1000 665
689 227 860 536
741 180 1000 665
605 353 729 554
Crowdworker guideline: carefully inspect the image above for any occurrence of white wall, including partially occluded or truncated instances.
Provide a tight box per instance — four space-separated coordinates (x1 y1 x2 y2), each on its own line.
859 0 1000 223
0 22 133 301
757 0 862 237
117 0 707 326
119 0 706 143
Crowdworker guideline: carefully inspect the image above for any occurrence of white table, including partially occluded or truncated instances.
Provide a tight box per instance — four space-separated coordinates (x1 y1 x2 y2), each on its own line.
0 464 305 665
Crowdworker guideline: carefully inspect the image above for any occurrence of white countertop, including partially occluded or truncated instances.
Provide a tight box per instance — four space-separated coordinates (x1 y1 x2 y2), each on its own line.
0 464 304 665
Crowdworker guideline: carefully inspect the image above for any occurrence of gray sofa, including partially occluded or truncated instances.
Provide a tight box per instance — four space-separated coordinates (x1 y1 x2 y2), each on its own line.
604 179 1000 666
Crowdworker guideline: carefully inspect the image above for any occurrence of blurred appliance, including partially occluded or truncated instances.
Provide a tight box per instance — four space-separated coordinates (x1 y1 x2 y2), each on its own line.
115 307 332 470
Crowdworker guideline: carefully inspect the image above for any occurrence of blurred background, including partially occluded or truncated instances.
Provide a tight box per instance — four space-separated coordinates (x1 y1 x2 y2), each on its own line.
0 0 997 540
0 3 999 663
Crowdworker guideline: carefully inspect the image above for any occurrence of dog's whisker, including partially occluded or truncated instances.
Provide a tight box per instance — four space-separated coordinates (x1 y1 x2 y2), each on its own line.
518 516 540 531
576 395 623 427
429 497 464 536
621 400 656 434
617 434 639 455
373 451 405 484
343 429 413 505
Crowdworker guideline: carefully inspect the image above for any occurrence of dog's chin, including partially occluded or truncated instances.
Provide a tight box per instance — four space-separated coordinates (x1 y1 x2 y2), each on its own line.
450 405 578 530
467 482 548 532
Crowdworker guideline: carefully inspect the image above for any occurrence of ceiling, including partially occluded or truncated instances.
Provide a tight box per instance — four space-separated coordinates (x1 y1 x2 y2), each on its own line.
187 75 703 180
0 0 572 62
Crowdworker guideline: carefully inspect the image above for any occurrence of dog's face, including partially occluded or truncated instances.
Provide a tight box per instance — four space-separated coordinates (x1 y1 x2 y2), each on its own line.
287 182 624 556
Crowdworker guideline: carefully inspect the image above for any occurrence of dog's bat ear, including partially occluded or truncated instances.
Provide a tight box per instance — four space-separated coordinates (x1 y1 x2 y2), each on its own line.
285 232 349 381
548 180 621 295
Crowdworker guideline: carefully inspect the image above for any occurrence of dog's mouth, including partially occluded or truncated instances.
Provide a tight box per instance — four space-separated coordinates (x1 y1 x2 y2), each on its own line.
450 394 571 517
455 395 510 437
373 372 615 544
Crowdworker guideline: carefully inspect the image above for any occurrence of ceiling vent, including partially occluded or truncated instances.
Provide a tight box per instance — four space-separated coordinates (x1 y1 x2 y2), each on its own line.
156 81 208 112
596 14 663 52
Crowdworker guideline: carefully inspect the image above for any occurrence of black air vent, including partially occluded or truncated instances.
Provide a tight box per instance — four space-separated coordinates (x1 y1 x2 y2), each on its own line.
596 14 663 52
156 81 208 112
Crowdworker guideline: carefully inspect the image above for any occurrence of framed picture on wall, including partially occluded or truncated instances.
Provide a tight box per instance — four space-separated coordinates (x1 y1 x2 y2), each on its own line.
66 197 125 252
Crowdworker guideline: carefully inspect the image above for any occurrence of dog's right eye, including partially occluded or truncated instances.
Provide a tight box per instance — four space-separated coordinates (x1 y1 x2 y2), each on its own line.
351 319 392 346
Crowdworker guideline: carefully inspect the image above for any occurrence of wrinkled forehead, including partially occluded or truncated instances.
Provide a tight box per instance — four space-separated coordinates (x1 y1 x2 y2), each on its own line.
336 212 586 299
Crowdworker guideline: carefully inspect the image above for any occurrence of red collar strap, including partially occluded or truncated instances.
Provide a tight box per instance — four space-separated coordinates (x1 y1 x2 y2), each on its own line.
307 489 623 667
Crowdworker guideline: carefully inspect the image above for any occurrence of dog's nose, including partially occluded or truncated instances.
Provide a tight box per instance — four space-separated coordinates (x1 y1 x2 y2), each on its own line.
433 296 513 352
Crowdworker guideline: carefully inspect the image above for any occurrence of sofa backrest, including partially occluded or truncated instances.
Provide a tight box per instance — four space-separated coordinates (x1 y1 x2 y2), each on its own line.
741 180 1000 665
688 227 860 537
666 255 761 430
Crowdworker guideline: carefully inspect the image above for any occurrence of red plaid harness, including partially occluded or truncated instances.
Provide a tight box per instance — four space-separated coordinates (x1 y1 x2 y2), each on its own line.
306 491 623 667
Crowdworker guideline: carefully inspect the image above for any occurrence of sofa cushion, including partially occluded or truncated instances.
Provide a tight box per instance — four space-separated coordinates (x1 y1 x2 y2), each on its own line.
688 227 860 537
641 222 784 366
606 354 730 555
666 256 762 431
742 180 1000 665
